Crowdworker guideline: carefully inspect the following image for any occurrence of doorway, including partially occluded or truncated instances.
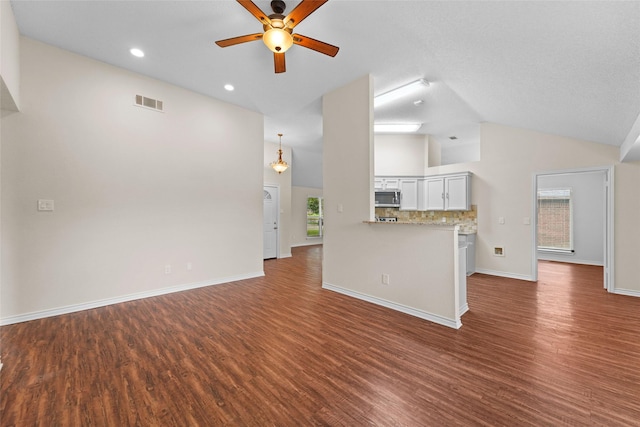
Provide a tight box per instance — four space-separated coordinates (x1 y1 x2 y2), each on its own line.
531 166 613 291
263 185 279 259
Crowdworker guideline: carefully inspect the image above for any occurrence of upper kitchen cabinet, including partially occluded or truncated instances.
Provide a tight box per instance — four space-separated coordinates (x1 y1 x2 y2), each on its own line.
419 172 471 211
399 179 419 210
375 177 400 190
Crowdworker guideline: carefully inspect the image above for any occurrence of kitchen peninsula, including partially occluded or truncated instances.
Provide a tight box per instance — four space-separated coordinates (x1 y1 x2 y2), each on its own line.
363 220 470 319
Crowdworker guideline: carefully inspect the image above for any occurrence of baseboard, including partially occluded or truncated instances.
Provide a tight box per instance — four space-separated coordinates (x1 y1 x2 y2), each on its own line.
612 288 640 298
279 253 292 259
0 271 265 326
291 241 323 248
459 303 469 316
322 282 461 329
474 269 535 282
538 257 604 266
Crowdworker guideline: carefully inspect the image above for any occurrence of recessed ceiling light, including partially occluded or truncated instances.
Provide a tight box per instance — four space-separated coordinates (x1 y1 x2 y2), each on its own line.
374 124 422 133
224 84 235 91
414 100 424 106
130 48 145 58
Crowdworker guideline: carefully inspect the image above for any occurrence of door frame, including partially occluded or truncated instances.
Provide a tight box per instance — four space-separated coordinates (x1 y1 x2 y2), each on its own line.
264 184 281 259
531 165 614 291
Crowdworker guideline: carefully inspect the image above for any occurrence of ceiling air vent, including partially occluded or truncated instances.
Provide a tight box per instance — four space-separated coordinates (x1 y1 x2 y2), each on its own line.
134 94 164 112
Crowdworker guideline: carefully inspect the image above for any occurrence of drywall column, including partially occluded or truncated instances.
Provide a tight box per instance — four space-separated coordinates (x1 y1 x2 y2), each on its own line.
0 0 21 111
322 75 460 328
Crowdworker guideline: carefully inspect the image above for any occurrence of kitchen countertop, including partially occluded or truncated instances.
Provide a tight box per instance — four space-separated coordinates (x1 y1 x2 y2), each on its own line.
365 220 477 235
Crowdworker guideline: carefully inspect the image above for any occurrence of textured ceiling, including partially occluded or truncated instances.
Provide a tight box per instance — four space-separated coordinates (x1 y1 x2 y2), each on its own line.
10 0 640 153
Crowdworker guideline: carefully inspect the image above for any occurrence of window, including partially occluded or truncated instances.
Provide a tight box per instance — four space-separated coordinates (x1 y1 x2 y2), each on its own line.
537 188 573 252
306 197 323 238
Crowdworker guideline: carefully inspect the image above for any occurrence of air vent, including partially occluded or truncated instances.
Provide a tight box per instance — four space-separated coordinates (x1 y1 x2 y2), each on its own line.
134 94 164 112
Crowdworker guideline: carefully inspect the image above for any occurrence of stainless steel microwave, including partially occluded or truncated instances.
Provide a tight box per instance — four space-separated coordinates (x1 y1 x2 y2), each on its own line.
375 190 401 207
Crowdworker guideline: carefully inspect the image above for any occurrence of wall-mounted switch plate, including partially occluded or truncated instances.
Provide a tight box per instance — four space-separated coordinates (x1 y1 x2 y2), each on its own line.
37 199 55 211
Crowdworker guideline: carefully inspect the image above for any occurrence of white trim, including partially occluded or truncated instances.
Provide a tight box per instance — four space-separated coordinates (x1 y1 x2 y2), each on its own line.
459 303 469 316
474 268 535 282
291 242 323 248
0 271 265 326
532 165 614 291
537 256 604 267
264 184 280 259
612 288 640 298
279 253 292 259
322 282 461 329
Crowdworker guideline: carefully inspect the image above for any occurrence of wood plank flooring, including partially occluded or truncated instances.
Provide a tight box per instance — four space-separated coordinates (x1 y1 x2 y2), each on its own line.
2 245 640 426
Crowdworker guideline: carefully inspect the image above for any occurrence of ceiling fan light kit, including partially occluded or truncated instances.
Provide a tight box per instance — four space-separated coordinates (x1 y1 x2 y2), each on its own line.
263 27 293 53
374 79 430 108
215 0 339 73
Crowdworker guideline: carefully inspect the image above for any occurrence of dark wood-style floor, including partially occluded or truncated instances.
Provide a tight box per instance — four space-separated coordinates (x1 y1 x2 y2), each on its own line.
2 245 640 426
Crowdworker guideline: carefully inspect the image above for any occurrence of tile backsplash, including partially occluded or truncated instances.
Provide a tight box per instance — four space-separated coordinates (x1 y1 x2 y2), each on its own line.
375 205 477 233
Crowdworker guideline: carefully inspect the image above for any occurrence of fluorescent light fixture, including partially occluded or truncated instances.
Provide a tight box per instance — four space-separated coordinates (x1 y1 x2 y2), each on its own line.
374 124 422 133
224 84 235 91
130 48 145 58
374 79 430 108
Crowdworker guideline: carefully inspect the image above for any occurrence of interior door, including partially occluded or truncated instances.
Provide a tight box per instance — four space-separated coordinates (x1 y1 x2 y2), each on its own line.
263 186 278 259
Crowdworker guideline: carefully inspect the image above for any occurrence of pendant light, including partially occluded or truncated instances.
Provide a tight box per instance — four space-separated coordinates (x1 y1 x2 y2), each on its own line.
271 133 289 174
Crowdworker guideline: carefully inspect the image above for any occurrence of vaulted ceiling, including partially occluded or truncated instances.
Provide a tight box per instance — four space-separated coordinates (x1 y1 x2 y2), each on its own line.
10 0 640 159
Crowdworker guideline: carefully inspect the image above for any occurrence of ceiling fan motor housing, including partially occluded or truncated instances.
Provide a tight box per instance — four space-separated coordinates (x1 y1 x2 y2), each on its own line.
271 0 286 14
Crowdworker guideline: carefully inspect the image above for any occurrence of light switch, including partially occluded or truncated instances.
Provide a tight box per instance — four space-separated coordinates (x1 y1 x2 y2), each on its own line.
498 216 505 224
337 204 344 213
38 199 55 212
523 217 531 225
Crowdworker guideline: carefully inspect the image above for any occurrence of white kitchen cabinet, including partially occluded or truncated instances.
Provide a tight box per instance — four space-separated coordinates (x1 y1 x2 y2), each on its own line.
375 177 400 190
458 245 468 316
399 179 418 210
458 233 476 276
419 172 471 211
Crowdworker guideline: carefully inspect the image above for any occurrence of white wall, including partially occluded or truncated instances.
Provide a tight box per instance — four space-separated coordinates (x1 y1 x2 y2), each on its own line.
537 171 605 265
1 38 265 323
374 134 430 176
291 186 323 247
264 141 292 258
424 122 640 294
323 75 462 329
292 148 322 188
0 0 20 112
441 141 481 166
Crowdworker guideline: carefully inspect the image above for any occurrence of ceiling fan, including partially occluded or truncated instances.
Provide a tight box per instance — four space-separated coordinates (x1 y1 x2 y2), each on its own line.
215 0 339 73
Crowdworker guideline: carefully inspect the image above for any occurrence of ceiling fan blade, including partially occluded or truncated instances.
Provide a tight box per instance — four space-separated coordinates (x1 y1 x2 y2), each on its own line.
284 0 328 29
274 52 286 73
215 33 263 48
292 34 339 57
237 0 271 26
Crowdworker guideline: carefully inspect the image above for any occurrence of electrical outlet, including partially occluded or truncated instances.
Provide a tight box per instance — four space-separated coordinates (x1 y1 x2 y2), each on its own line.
187 262 192 271
165 264 172 274
382 273 390 285
494 247 505 257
